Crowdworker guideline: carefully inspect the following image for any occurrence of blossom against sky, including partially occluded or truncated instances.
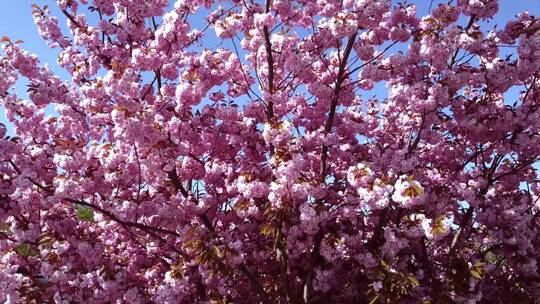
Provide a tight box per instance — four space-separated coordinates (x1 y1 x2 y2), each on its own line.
1 0 539 135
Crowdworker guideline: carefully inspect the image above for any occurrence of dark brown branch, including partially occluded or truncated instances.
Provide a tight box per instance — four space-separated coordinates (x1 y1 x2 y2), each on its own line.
449 206 474 257
64 198 181 238
263 0 275 121
303 230 324 303
8 160 53 193
166 166 271 302
263 25 275 120
238 265 271 304
343 41 397 79
420 237 443 299
319 33 357 179
167 168 189 198
61 9 85 30
0 231 17 243
133 145 142 202
449 15 476 68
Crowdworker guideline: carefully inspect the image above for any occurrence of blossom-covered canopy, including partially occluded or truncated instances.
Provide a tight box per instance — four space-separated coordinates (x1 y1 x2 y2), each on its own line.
1 0 540 303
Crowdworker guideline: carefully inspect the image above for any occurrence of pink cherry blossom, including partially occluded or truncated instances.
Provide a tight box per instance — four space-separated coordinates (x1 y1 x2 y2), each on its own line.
0 0 540 303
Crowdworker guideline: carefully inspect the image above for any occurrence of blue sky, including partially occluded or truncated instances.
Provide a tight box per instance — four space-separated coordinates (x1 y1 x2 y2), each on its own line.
1 0 540 135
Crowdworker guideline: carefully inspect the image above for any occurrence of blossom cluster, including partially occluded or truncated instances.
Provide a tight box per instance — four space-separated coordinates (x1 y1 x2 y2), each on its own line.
1 0 540 303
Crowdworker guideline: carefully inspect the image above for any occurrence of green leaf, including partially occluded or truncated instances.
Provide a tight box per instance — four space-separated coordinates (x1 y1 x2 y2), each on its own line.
368 294 379 304
470 263 484 280
408 276 420 287
16 243 39 257
77 205 95 222
380 259 389 271
470 269 482 279
0 221 10 233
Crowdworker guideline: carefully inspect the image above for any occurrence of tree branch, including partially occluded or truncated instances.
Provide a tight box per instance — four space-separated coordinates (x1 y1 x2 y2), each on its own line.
319 32 357 179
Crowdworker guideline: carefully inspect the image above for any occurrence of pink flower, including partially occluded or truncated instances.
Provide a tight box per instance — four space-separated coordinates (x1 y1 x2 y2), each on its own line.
392 175 425 208
254 13 276 30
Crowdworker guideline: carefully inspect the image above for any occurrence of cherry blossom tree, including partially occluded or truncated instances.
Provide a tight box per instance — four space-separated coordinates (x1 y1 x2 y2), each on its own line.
1 0 540 302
